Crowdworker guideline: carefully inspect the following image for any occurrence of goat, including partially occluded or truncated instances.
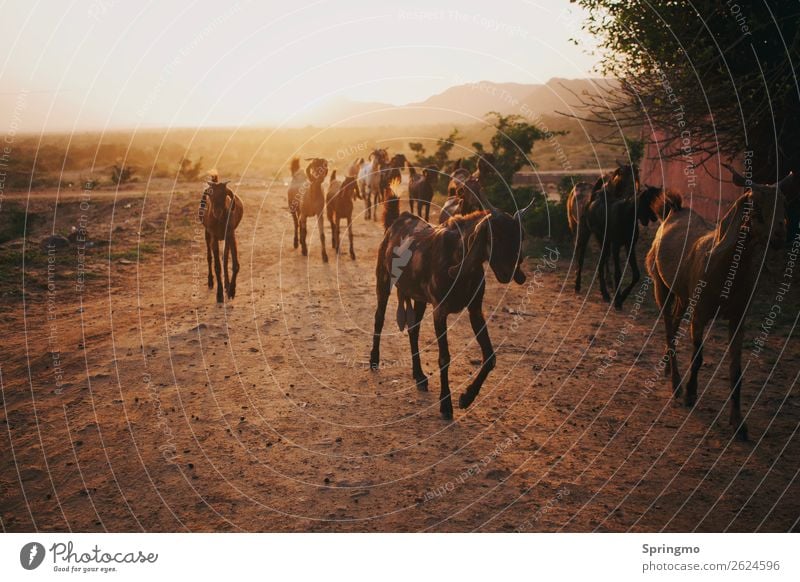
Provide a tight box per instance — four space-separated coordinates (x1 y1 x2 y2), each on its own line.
200 178 244 303
408 165 437 221
575 185 663 309
289 157 330 262
566 181 594 236
370 188 533 420
358 149 388 221
646 166 794 440
592 161 640 201
439 154 496 223
287 158 305 249
571 162 640 296
326 170 360 259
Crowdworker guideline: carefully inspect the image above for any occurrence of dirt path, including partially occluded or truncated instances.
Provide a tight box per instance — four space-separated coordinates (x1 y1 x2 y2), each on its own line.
1 185 799 532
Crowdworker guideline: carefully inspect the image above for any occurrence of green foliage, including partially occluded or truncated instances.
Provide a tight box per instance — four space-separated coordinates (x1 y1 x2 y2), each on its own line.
624 137 644 166
484 113 551 185
409 129 461 193
0 204 37 243
178 156 204 181
523 198 571 242
574 0 800 178
110 161 135 185
473 113 563 213
409 129 460 169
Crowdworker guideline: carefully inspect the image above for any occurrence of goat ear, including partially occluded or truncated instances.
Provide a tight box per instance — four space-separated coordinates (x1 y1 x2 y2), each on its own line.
448 216 490 278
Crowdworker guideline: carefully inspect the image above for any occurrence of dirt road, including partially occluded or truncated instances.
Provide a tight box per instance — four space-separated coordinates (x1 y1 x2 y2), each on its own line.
1 184 799 532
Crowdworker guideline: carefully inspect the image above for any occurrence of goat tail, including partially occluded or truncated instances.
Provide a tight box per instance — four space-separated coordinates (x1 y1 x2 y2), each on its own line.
654 190 683 219
330 169 337 182
290 157 301 176
383 191 400 229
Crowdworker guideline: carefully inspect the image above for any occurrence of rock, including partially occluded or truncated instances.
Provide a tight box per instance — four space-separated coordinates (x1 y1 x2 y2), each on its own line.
40 235 70 252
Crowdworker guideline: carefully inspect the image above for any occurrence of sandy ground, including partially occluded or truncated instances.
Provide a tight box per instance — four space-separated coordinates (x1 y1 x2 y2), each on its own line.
1 183 799 532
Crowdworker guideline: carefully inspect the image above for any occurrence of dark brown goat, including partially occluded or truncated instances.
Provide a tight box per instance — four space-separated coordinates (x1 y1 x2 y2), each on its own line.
200 179 244 303
439 155 496 223
288 157 329 262
408 165 437 221
326 171 360 259
370 191 532 419
439 175 484 223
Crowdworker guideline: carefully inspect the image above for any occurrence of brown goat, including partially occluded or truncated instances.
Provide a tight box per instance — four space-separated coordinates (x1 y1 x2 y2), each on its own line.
370 190 532 419
200 179 244 303
408 165 437 221
566 181 593 235
646 166 794 440
326 171 360 259
288 157 329 262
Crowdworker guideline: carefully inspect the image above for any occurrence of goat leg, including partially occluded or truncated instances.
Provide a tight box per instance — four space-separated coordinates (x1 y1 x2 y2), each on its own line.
408 300 428 390
616 243 640 310
611 242 623 309
574 224 590 293
686 320 704 407
728 317 748 441
598 244 612 303
223 235 231 296
347 217 355 260
228 234 239 300
212 238 223 303
205 230 214 288
369 271 390 370
459 303 496 409
433 308 453 420
317 212 328 263
299 214 308 256
292 211 299 249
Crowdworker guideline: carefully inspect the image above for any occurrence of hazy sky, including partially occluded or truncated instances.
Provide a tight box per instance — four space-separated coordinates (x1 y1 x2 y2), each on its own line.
0 0 600 132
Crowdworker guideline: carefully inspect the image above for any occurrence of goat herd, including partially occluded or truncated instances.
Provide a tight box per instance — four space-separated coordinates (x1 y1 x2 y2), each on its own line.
197 149 797 440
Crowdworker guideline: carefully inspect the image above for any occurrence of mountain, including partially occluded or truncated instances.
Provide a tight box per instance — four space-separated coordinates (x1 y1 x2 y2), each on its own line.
292 78 613 127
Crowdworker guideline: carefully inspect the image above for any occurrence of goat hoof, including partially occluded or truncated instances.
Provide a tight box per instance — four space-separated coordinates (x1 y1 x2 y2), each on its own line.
350 252 356 260
734 423 749 442
293 240 298 249
415 376 428 391
614 300 623 311
440 407 453 421
322 255 329 263
301 249 308 257
458 393 473 409
208 277 214 289
684 392 696 407
369 354 379 371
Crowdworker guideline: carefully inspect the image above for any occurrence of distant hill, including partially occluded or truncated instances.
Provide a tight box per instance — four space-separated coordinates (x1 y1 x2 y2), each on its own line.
294 78 614 127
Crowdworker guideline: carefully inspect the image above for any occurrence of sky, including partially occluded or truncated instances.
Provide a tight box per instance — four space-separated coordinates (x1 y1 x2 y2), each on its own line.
0 0 600 133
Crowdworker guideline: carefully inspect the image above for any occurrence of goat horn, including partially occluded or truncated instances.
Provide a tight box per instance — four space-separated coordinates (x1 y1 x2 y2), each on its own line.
776 171 796 194
722 162 749 187
514 199 534 221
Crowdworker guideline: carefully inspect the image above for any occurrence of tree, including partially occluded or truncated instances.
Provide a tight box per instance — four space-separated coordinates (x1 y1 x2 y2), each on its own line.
483 113 550 187
110 161 134 185
178 156 204 181
409 129 461 169
573 0 800 182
